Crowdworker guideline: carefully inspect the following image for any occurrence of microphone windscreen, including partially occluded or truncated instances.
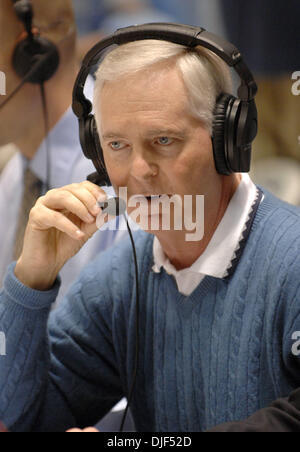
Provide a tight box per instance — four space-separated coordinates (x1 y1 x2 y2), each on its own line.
98 197 127 216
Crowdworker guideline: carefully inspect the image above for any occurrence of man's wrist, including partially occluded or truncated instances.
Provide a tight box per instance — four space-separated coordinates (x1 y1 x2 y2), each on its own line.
15 259 58 291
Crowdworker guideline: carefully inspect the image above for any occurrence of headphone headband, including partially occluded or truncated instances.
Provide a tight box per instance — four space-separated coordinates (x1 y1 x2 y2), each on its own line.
72 23 257 119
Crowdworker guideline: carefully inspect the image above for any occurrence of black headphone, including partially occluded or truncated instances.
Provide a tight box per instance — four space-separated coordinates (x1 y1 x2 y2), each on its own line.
11 0 60 84
72 23 258 186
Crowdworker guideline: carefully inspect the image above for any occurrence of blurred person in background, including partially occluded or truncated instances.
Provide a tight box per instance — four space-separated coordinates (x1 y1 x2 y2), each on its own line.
0 144 17 173
221 0 300 205
0 0 125 303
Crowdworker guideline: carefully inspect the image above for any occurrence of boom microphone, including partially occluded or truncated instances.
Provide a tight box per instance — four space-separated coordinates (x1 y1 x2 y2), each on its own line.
87 171 127 217
98 197 127 217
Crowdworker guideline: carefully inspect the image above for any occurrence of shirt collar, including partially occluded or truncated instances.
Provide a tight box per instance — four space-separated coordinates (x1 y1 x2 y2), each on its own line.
152 174 261 279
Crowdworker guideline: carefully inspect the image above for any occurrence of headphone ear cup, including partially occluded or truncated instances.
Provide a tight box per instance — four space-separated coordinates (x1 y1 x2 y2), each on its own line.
212 93 233 175
12 35 60 84
227 98 257 173
235 99 257 172
213 94 258 175
80 115 111 186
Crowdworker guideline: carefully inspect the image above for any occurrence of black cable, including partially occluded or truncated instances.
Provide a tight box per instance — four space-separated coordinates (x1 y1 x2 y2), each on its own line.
119 214 140 432
0 51 51 112
40 83 51 192
0 66 35 111
0 28 75 112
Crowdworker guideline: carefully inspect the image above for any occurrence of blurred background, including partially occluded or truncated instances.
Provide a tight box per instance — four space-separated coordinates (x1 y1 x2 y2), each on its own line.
1 0 299 204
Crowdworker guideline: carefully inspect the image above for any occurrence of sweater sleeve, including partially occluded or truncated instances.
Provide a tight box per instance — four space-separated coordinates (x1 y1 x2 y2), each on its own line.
0 256 124 432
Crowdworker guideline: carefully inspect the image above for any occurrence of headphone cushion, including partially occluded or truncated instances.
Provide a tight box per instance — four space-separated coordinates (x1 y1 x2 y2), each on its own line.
80 116 111 186
212 93 233 175
92 118 112 186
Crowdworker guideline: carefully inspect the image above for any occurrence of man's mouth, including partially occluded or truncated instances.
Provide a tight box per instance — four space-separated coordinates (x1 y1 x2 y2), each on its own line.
145 195 162 201
144 194 173 200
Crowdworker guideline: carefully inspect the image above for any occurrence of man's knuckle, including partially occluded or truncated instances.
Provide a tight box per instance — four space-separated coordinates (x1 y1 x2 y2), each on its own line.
69 182 80 191
35 195 45 206
29 205 43 223
56 189 74 204
46 188 56 197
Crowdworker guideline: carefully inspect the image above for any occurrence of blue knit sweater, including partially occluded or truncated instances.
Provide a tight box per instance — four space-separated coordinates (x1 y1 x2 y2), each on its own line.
0 189 300 432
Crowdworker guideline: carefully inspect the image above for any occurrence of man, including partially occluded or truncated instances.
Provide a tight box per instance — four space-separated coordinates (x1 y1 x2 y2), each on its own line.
0 37 300 432
0 0 125 302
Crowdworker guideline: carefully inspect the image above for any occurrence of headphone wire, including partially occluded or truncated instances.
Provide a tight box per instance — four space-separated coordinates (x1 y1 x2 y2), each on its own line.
40 83 51 192
0 60 45 111
119 214 140 432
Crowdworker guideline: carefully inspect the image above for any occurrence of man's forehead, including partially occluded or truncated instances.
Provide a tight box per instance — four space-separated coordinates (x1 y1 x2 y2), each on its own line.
101 64 187 100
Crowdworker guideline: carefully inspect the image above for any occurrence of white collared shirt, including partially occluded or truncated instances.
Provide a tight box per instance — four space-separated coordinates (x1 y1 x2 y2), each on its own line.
152 174 261 296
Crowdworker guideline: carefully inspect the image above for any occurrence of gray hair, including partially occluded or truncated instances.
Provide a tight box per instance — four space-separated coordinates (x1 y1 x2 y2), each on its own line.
94 39 233 135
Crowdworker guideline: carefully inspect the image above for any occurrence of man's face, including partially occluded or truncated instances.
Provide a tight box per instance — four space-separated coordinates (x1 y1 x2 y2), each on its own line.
0 0 40 146
98 63 223 233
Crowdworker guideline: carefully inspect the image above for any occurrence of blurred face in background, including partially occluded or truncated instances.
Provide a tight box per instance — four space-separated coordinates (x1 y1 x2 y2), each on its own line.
0 0 76 150
0 0 42 147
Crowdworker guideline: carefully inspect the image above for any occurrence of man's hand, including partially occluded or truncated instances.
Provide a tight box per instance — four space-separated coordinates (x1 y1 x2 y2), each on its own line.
15 181 107 291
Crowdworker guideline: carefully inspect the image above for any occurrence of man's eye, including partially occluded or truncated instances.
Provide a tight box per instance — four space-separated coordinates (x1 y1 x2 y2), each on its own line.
157 137 173 146
110 141 125 150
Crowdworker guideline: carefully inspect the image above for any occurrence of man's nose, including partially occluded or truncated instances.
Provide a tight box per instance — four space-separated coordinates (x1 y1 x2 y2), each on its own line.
130 153 159 181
